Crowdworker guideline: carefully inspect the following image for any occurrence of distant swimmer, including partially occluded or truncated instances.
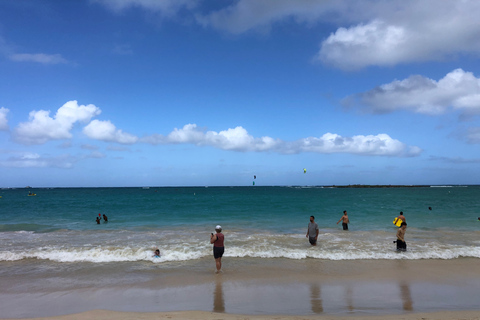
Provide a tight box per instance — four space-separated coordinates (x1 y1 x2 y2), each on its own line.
306 216 319 246
210 225 224 273
96 216 101 224
103 214 108 222
153 249 161 257
428 207 432 211
336 210 350 230
395 222 407 251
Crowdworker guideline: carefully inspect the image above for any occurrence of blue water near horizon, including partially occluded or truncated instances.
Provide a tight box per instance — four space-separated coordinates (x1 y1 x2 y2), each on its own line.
1 185 479 262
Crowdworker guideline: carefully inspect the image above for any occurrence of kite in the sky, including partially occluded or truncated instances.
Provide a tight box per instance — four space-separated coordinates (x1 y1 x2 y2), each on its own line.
304 168 307 174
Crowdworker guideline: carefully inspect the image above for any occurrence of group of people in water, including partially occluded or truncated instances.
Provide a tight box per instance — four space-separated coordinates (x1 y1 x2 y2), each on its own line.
148 211 408 273
208 211 405 273
306 211 350 245
95 214 108 224
308 211 407 251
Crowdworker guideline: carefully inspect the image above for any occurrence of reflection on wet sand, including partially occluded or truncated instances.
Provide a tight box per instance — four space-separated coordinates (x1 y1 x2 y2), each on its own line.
213 278 225 313
346 286 354 312
310 283 323 313
400 282 413 311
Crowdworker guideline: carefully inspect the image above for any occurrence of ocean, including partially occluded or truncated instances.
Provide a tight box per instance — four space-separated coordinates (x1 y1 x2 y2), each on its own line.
1 186 479 263
1 185 480 317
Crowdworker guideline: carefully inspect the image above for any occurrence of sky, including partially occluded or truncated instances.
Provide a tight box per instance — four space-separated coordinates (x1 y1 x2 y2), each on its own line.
1 0 480 187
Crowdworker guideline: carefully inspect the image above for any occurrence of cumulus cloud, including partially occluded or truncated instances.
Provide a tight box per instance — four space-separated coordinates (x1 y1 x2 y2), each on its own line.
141 124 280 152
83 120 138 144
9 53 68 65
95 0 480 69
285 133 421 157
0 107 9 130
317 1 480 69
318 20 412 70
344 69 480 116
13 101 101 145
142 124 420 157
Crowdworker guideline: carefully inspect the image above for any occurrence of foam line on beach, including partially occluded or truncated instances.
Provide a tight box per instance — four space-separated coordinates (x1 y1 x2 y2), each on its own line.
1 243 480 263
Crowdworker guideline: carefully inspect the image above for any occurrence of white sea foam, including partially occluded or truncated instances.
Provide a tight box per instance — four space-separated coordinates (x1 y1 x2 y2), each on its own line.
1 240 479 263
1 227 479 263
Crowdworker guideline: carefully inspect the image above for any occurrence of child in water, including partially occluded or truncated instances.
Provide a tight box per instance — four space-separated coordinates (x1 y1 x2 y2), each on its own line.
153 249 161 257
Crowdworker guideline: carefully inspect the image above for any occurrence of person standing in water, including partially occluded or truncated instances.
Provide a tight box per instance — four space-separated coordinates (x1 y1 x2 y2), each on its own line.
396 222 407 251
397 211 406 223
336 210 350 230
210 225 224 273
306 216 319 246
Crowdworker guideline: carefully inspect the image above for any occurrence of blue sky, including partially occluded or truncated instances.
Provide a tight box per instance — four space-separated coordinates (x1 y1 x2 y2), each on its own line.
1 0 480 187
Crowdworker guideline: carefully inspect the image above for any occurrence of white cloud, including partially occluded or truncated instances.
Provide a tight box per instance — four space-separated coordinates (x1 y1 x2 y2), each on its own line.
94 0 196 17
344 69 480 116
83 119 138 144
142 123 420 157
318 20 411 70
94 1 480 69
142 124 281 152
0 107 9 130
9 53 68 65
13 101 101 145
287 133 421 157
196 0 337 34
195 0 480 69
0 152 75 168
316 1 480 69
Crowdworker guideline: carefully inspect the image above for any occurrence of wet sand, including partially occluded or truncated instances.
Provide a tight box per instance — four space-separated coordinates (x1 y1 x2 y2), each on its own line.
3 309 480 320
1 258 479 319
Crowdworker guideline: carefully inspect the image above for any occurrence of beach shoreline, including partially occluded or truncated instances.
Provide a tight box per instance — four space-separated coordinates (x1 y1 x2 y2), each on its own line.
1 258 479 319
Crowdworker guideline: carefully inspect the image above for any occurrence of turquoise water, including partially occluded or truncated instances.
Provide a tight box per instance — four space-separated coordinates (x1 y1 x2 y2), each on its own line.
0 186 479 262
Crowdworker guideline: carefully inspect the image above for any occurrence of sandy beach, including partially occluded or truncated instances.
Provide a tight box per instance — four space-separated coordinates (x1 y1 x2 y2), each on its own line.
1 258 479 319
3 309 479 320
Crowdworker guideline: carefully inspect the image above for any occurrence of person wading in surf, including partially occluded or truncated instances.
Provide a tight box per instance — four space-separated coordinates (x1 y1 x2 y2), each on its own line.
210 225 224 273
306 216 319 246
